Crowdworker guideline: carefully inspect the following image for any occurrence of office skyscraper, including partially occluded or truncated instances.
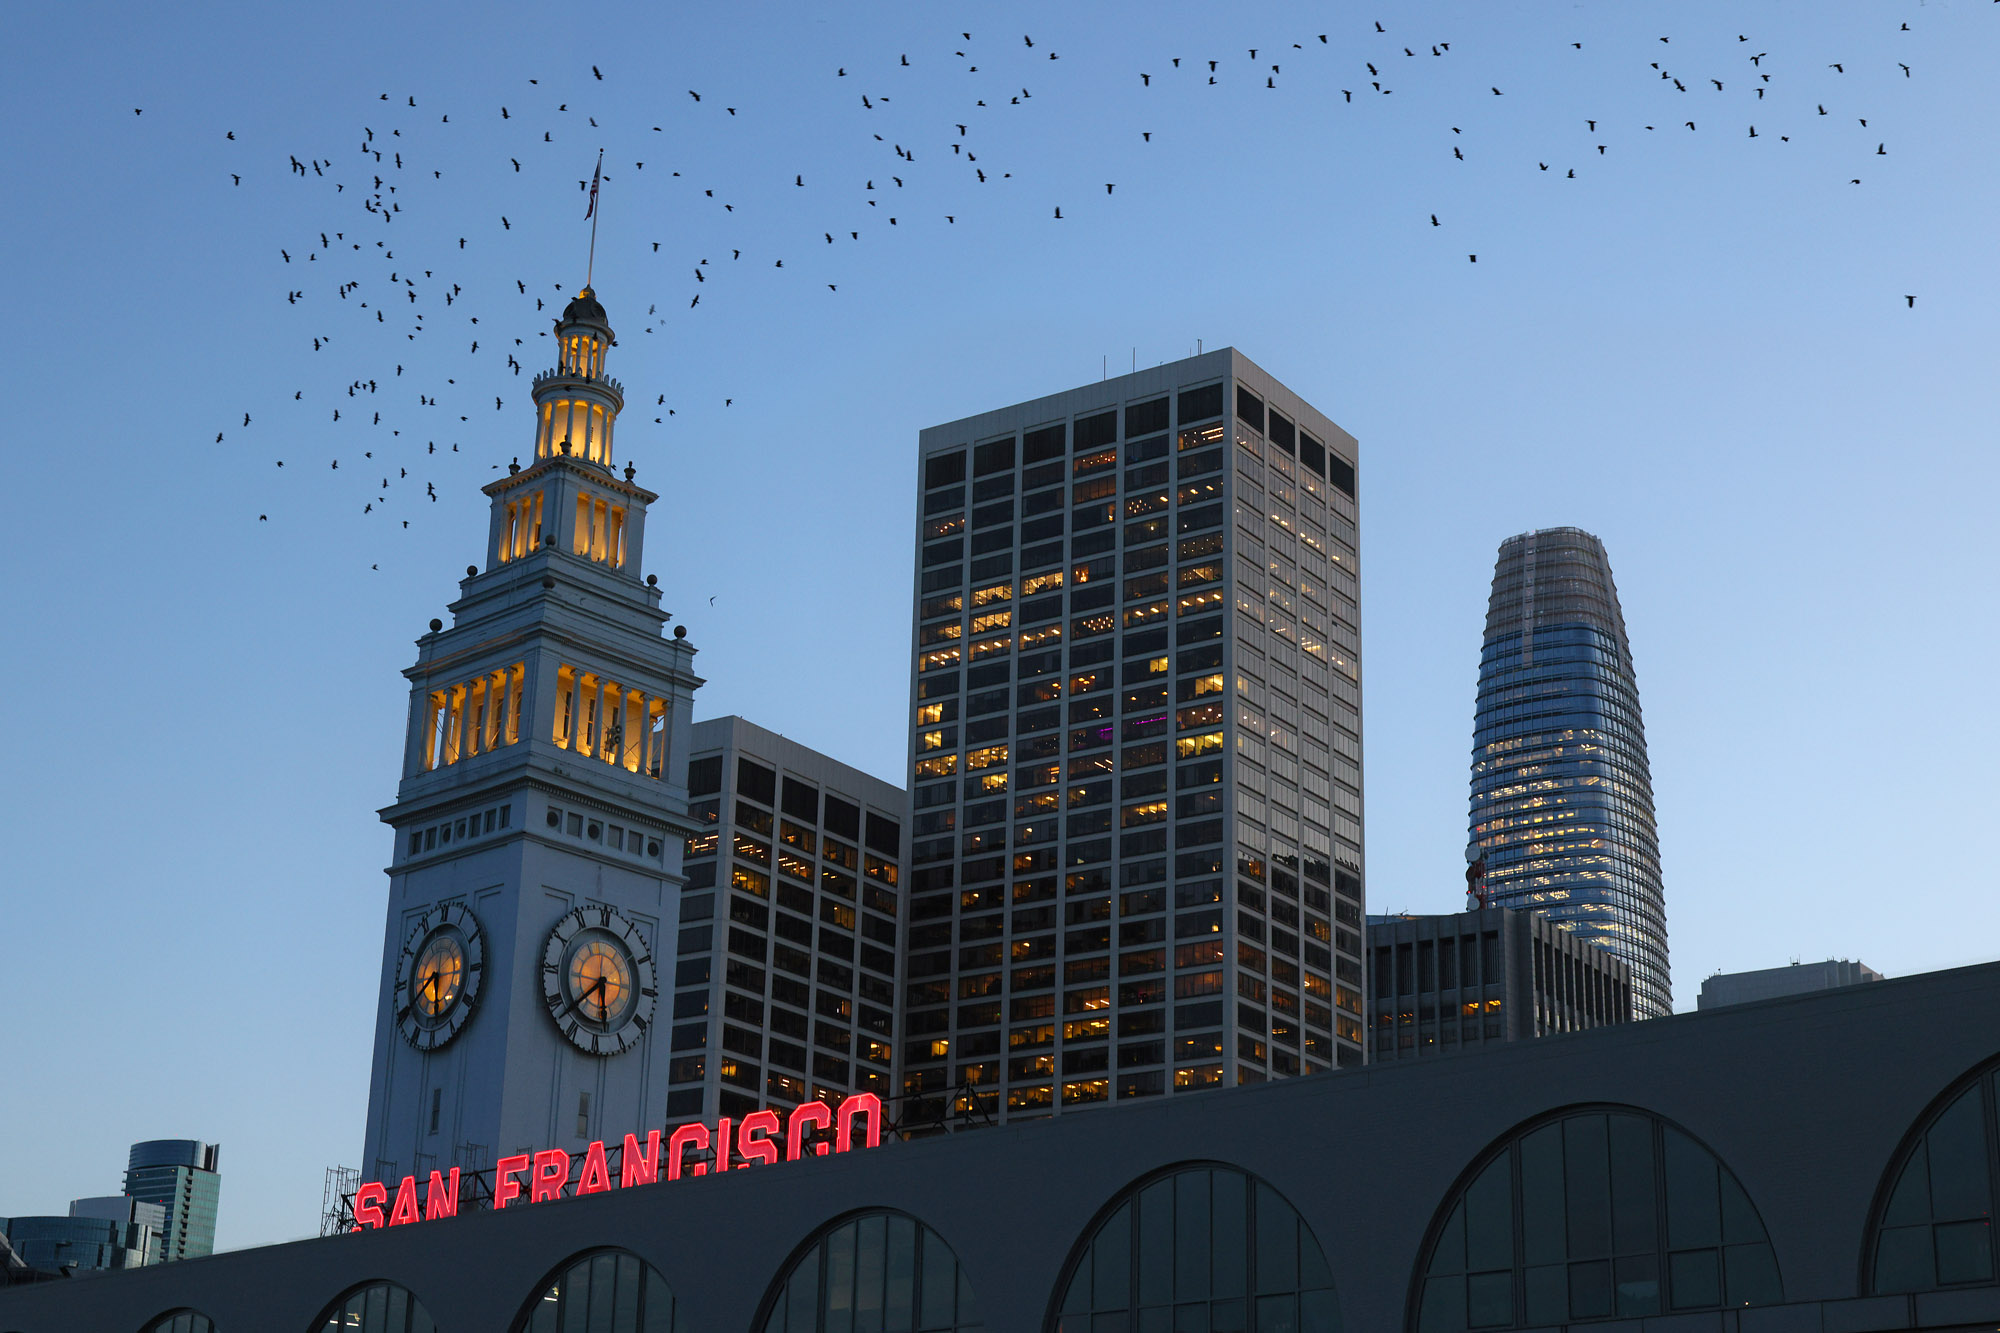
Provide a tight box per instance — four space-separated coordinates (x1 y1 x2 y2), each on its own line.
1468 527 1668 1018
900 350 1366 1125
122 1141 219 1262
668 716 904 1125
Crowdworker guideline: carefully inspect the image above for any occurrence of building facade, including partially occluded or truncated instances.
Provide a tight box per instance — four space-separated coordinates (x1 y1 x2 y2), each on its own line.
360 285 706 1186
7 962 2000 1332
1468 527 1669 1017
1365 906 1631 1063
666 716 904 1124
1698 957 1884 1010
899 351 1365 1127
123 1141 219 1263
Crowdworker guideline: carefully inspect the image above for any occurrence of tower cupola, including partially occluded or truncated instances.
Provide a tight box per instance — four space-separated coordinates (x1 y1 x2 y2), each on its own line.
531 286 624 469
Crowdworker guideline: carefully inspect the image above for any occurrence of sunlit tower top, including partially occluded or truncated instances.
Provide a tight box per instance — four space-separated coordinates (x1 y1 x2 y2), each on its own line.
529 287 625 471
490 287 648 573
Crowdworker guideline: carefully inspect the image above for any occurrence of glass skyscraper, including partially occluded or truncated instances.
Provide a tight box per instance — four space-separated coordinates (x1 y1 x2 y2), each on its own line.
123 1140 220 1263
1468 528 1667 1018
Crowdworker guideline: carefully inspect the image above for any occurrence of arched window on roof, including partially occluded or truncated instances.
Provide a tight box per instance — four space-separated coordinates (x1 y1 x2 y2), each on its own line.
757 1210 979 1333
1050 1163 1342 1333
311 1281 435 1333
142 1313 217 1333
1869 1058 2000 1292
1412 1107 1780 1330
516 1248 683 1332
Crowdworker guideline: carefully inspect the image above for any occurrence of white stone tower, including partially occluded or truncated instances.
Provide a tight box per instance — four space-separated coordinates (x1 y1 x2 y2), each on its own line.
361 285 703 1183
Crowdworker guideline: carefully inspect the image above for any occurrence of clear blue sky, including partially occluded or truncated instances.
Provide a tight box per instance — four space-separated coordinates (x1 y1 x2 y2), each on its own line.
3 0 1994 1252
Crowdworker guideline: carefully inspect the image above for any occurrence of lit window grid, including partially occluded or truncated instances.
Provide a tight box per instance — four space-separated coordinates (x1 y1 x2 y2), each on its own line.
670 760 899 1124
902 384 1361 1120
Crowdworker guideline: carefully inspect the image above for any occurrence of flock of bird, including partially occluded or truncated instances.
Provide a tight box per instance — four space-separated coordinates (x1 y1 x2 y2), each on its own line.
175 13 1938 561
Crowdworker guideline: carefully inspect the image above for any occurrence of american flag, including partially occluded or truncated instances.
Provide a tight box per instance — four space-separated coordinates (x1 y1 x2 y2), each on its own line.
584 153 601 220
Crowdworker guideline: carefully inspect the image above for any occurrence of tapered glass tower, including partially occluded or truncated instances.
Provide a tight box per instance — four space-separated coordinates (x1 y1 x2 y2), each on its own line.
1468 528 1667 1018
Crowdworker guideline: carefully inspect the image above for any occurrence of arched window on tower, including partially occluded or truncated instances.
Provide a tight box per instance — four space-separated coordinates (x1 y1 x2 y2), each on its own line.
1411 1107 1780 1330
1051 1163 1341 1333
1869 1058 2000 1293
758 1211 980 1333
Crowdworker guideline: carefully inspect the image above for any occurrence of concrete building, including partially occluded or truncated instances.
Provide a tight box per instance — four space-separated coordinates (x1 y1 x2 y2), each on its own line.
123 1140 219 1262
1366 906 1632 1062
1469 527 1669 1017
7 961 2000 1331
360 284 706 1187
1698 957 1884 1010
666 716 904 1124
900 351 1365 1127
0 1197 162 1273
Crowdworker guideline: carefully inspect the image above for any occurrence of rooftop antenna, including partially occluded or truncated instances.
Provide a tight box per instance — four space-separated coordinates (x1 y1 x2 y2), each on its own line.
584 148 604 288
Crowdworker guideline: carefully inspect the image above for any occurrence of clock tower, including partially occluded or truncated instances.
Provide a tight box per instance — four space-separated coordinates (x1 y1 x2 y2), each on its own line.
361 284 703 1185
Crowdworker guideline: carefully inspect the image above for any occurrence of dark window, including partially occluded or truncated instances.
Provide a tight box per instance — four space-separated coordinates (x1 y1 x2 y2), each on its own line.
1024 423 1066 461
1076 410 1119 451
1021 539 1064 571
1267 411 1296 452
1417 1109 1781 1329
318 1283 443 1333
1178 383 1223 424
824 796 861 841
1236 387 1265 432
688 756 723 798
1327 453 1355 498
925 450 967 489
1054 1166 1337 1328
737 759 776 806
758 1212 981 1333
782 778 819 823
1298 433 1327 476
1127 396 1170 437
974 437 1016 476
1872 1063 2000 1293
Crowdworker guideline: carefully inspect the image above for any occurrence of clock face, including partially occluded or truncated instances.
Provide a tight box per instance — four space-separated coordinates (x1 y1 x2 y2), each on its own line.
394 902 485 1052
541 904 657 1056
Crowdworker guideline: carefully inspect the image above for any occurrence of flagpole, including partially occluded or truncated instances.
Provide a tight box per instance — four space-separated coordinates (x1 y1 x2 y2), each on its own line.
585 148 604 288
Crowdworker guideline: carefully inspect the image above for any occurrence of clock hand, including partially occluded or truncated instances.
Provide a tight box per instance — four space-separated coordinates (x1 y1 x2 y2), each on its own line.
556 973 605 1022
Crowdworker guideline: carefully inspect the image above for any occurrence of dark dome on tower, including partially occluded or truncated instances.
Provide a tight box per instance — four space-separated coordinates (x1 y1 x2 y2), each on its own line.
560 286 608 327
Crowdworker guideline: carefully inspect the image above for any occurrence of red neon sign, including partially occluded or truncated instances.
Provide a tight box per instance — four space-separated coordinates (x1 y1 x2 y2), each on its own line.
353 1093 882 1232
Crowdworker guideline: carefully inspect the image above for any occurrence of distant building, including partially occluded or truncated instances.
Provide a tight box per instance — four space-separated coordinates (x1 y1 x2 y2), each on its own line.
1698 958 1884 1011
123 1141 219 1262
668 716 905 1124
1469 527 1669 1018
0 1197 162 1273
1366 906 1632 1061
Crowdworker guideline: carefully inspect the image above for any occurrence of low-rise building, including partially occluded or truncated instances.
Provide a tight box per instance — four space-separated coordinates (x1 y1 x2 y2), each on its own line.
1697 957 1884 1009
1366 905 1632 1061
